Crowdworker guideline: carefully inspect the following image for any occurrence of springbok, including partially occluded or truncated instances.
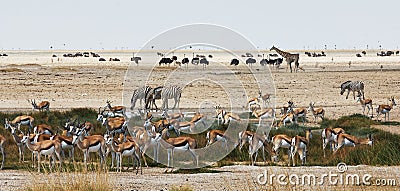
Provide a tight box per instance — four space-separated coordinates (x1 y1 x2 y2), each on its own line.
21 133 62 172
33 124 53 135
356 95 373 116
376 96 396 121
270 134 293 166
334 133 373 153
131 126 162 167
161 110 184 121
50 133 76 163
289 104 307 125
104 100 126 117
280 101 294 115
215 106 241 125
0 134 5 169
105 137 142 174
291 129 312 166
321 127 345 157
206 130 229 151
72 129 106 170
307 102 325 123
251 108 275 127
160 128 198 172
8 125 25 162
248 131 270 166
28 99 50 112
5 115 34 131
99 116 127 138
238 130 255 151
259 91 271 108
275 113 294 129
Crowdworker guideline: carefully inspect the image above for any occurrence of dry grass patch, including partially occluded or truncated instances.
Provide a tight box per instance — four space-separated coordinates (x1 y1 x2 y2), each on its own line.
0 67 24 72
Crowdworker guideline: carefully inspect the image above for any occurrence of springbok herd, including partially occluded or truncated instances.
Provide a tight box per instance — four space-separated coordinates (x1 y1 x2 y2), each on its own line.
0 80 396 173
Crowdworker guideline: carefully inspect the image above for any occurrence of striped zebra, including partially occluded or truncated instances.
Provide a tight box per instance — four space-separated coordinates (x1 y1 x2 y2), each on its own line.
161 85 182 109
130 86 152 110
145 86 163 110
340 81 365 100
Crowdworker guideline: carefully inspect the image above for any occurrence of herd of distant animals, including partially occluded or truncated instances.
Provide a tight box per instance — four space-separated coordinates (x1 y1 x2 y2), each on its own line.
0 76 396 172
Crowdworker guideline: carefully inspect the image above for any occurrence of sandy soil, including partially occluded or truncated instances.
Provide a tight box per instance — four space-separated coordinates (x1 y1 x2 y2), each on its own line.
0 50 400 190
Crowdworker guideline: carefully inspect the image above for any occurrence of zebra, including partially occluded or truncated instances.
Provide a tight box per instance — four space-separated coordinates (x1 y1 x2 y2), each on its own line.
161 86 182 110
130 86 152 110
145 86 163 110
340 81 365 100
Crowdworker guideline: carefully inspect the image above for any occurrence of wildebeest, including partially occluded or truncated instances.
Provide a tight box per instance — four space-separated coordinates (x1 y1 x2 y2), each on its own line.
159 58 174 66
356 53 362 57
230 58 239 66
109 58 120 61
99 58 106 61
245 53 253 57
246 58 256 65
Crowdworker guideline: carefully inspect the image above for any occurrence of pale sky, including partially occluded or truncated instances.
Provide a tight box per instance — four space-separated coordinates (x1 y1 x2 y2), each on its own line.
1 0 399 50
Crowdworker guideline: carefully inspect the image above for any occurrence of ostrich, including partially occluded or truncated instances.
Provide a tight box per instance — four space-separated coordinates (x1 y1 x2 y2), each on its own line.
246 58 256 67
131 53 142 65
182 54 189 69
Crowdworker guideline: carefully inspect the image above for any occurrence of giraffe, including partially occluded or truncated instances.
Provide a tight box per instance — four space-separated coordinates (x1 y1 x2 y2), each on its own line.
270 46 300 73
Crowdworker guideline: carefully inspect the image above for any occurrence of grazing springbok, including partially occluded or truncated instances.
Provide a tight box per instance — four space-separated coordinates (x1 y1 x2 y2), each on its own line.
334 133 373 153
98 116 127 138
206 130 229 151
33 124 53 135
376 96 396 121
307 102 325 123
276 113 294 129
248 131 270 166
105 137 142 174
72 129 106 170
251 108 275 127
270 134 293 166
356 95 373 116
28 99 50 112
0 134 5 169
160 128 198 172
248 97 261 111
238 130 255 151
291 129 312 166
21 133 62 172
340 80 365 100
5 115 34 131
104 100 126 117
215 106 241 125
321 127 345 157
144 118 171 133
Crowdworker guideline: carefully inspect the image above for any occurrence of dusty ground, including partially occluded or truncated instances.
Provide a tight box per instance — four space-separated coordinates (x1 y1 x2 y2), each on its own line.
0 50 400 190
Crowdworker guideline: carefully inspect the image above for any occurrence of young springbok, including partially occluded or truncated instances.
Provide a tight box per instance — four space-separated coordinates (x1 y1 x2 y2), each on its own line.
131 126 162 167
307 102 325 123
376 96 396 121
0 134 5 169
291 129 312 166
21 133 62 172
28 99 50 112
258 91 271 108
334 133 373 153
321 127 345 157
356 95 373 116
270 134 293 166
